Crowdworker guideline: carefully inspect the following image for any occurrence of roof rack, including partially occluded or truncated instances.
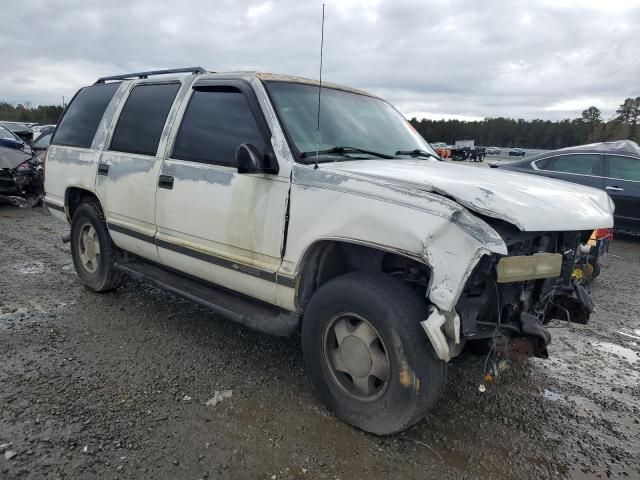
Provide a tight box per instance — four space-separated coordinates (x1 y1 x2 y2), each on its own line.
94 66 207 84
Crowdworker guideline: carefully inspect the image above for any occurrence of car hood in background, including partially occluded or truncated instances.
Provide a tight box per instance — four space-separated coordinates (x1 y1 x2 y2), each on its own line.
0 146 32 170
320 159 614 231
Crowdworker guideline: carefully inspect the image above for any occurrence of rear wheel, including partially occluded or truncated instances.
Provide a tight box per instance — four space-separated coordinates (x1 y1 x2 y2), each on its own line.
302 272 446 435
70 202 124 292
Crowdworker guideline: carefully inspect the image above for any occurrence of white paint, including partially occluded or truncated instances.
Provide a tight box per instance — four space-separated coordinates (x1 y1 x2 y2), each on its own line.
43 70 616 363
285 169 500 312
420 307 461 361
321 159 614 231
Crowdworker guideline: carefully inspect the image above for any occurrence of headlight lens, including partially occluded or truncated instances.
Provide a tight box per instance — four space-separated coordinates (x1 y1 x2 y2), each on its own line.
496 253 562 283
16 161 33 171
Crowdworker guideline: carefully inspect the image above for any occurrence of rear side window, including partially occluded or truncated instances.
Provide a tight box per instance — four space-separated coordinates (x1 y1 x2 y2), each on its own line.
172 87 266 166
608 155 640 181
52 83 120 148
545 154 602 176
110 83 180 156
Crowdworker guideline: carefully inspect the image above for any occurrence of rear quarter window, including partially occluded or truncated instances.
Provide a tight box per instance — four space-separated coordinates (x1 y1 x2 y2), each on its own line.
109 83 180 156
52 83 121 148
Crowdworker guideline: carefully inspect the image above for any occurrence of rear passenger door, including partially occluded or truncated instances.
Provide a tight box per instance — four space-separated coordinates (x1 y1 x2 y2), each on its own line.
155 81 290 305
604 154 640 232
95 82 181 261
535 153 605 189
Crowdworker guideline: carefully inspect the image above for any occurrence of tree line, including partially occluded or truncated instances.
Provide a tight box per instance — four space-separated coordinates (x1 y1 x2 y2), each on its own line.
0 102 64 125
410 97 640 150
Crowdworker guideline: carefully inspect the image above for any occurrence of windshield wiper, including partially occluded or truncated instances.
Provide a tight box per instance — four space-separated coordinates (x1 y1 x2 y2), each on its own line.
395 149 441 160
300 146 395 161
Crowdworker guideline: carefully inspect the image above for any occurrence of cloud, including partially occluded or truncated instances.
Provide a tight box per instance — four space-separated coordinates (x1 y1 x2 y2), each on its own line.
1 0 638 120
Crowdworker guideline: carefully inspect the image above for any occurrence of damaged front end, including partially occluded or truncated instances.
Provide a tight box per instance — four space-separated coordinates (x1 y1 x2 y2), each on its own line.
455 224 596 359
0 124 44 200
0 151 44 199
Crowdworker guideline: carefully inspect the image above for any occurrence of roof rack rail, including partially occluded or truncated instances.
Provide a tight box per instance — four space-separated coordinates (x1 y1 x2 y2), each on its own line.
94 66 207 84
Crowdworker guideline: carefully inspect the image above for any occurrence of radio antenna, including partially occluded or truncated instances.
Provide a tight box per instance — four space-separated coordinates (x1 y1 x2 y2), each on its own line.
314 3 325 169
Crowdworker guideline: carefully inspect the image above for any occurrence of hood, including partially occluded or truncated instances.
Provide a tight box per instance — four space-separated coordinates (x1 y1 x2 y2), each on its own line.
321 159 614 231
0 145 32 170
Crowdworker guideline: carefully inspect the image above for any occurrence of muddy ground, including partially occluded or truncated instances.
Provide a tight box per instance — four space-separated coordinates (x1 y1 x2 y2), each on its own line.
1 203 639 480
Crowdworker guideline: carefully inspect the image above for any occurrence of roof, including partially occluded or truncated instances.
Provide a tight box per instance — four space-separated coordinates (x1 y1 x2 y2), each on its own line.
92 67 379 99
251 72 379 98
556 140 640 156
519 140 640 165
201 71 378 98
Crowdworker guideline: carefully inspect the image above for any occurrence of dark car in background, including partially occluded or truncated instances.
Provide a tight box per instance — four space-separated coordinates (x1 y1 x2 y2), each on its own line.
508 148 526 156
493 140 640 233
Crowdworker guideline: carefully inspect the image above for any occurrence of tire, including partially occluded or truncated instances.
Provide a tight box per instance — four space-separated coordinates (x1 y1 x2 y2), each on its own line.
590 260 601 279
70 201 125 292
302 272 446 435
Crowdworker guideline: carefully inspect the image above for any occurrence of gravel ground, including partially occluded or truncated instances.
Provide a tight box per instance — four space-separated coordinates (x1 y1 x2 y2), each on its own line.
1 203 639 480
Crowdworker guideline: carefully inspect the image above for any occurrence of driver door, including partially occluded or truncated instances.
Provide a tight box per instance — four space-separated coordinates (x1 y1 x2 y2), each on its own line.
154 81 290 305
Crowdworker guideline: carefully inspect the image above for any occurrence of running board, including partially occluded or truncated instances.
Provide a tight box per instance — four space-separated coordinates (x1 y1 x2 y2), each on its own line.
115 260 300 336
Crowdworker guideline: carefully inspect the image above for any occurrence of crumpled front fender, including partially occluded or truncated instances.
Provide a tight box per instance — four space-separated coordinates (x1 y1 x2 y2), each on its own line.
423 211 506 312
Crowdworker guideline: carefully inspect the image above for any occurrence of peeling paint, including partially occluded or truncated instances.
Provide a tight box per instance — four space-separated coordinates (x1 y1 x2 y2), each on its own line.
163 161 234 186
92 83 131 151
96 155 156 181
44 146 100 206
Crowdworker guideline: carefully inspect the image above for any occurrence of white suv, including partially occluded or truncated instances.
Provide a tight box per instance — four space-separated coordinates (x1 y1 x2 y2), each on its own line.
44 67 614 434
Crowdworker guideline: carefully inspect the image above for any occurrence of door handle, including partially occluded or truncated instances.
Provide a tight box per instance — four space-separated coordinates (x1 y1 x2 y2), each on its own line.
605 186 624 192
97 163 109 176
158 174 174 190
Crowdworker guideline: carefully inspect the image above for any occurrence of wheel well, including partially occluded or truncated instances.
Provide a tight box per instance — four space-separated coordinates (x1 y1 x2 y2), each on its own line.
66 187 100 221
296 241 431 311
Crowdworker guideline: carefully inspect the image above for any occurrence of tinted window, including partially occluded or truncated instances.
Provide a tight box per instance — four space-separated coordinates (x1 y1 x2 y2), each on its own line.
52 83 120 148
608 155 640 181
110 83 180 156
546 154 602 175
172 88 265 166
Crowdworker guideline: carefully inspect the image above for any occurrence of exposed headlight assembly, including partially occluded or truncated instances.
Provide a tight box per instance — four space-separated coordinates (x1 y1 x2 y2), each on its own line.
496 253 562 283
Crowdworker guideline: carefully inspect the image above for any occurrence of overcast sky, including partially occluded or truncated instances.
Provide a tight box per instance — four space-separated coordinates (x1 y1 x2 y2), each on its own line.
2 0 639 121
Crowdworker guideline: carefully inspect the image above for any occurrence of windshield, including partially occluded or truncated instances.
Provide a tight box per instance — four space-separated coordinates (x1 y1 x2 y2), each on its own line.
265 81 437 161
0 125 22 142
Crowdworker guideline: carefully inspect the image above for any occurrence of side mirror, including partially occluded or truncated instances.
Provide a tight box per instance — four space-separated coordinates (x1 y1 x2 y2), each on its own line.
236 143 277 174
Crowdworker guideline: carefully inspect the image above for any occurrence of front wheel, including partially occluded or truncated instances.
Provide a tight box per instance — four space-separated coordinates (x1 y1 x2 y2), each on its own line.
302 272 446 435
